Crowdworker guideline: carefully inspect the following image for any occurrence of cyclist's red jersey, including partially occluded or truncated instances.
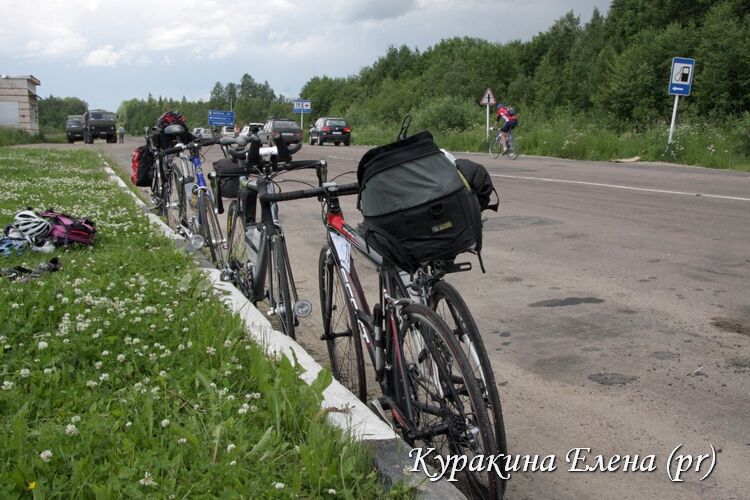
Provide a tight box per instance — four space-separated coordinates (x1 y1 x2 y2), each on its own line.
496 106 516 122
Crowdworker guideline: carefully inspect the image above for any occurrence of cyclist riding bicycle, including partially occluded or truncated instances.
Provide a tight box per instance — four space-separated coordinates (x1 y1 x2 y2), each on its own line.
492 103 518 153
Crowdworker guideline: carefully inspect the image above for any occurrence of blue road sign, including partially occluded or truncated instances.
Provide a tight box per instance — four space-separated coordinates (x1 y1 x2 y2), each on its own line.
293 99 312 114
208 109 235 126
668 57 695 96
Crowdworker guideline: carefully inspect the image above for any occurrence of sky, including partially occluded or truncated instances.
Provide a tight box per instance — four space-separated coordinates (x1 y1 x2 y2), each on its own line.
1 0 611 112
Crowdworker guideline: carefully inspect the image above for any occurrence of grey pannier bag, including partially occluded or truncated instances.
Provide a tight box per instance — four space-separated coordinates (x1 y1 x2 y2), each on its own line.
357 131 482 273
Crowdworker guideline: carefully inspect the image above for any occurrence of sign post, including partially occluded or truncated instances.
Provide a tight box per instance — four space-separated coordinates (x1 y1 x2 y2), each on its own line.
293 99 312 134
667 57 695 144
479 88 497 140
208 109 235 127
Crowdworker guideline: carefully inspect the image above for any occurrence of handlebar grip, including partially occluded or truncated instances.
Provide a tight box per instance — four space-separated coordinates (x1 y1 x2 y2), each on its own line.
228 149 247 160
198 138 219 146
279 159 320 172
336 182 360 195
159 145 183 155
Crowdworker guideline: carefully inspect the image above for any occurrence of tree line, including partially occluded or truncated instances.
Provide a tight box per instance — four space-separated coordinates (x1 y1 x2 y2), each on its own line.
300 0 749 133
38 0 749 139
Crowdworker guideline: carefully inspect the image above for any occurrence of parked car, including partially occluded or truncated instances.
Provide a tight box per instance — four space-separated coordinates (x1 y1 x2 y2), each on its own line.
192 127 215 139
309 117 351 146
65 115 85 143
258 118 302 146
220 126 236 139
239 122 265 137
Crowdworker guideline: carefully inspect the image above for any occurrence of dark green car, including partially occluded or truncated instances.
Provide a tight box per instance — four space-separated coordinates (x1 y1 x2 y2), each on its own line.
65 115 85 143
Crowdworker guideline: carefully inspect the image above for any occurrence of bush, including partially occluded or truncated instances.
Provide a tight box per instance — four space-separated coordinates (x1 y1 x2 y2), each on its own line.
0 127 42 147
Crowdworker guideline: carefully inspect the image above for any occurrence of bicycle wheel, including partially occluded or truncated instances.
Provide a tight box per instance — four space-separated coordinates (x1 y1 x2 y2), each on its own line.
226 200 253 298
399 304 500 499
197 192 225 267
489 136 502 159
270 235 295 339
508 136 520 160
165 168 186 231
150 159 166 215
429 281 508 495
318 247 366 400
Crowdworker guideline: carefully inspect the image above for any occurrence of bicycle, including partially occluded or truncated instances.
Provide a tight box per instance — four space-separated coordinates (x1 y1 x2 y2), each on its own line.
489 128 520 160
251 180 501 498
214 135 326 339
158 137 226 267
390 262 508 495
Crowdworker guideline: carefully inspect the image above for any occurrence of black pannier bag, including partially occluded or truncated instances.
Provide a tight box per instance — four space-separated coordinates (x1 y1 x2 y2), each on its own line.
455 158 499 211
212 157 245 199
357 131 482 273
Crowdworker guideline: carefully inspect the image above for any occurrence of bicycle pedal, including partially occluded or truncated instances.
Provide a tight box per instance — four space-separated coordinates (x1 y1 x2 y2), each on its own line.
369 399 396 431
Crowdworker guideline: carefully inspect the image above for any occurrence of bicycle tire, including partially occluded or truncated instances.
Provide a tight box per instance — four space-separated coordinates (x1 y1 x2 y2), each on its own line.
271 235 295 339
509 136 520 160
489 136 502 159
429 281 508 495
151 159 166 215
398 303 500 499
197 192 225 268
318 246 367 400
165 168 186 231
226 200 253 298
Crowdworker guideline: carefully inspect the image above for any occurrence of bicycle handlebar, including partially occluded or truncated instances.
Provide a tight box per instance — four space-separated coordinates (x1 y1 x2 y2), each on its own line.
159 137 218 156
259 182 358 204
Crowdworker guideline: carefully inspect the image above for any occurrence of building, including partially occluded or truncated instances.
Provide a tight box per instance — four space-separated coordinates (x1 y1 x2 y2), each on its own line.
0 75 41 133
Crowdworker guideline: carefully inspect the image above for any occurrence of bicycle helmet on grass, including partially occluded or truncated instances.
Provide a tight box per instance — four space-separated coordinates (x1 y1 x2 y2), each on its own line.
14 210 51 243
0 237 27 257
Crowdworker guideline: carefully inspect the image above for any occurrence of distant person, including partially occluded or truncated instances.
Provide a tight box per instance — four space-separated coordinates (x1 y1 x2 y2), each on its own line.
117 126 126 143
491 103 518 153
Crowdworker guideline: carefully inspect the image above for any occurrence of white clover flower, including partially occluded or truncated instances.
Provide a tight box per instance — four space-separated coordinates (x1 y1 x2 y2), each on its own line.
250 405 258 413
223 339 232 348
274 482 285 490
178 344 185 351
43 368 55 375
19 368 31 378
327 489 337 495
177 438 187 444
86 380 98 388
229 460 237 466
65 424 78 436
71 415 81 423
226 443 236 453
186 341 193 348
99 373 109 382
101 350 109 356
139 472 157 487
125 421 132 428
252 392 261 400
206 346 216 355
294 445 300 454
160 419 170 428
39 450 53 462
94 361 103 370
48 306 55 311
2 381 14 391
37 341 48 350
159 370 167 378
117 354 126 363
227 395 235 401
11 303 20 309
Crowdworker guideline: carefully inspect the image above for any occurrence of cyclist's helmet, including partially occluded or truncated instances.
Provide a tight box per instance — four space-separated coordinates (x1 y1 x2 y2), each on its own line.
497 103 504 110
156 111 186 129
14 210 51 243
0 237 27 257
4 225 24 239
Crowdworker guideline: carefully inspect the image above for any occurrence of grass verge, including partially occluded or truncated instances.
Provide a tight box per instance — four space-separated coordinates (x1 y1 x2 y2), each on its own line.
0 127 66 147
351 113 750 171
0 147 394 498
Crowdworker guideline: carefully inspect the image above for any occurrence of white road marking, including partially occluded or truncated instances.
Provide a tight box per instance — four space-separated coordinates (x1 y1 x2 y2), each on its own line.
490 173 750 202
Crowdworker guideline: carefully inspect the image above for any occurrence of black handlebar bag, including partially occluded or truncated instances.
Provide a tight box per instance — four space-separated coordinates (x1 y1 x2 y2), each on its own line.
357 131 481 273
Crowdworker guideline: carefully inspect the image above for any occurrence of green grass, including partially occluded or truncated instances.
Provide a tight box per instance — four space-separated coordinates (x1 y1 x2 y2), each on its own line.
352 114 750 171
0 127 65 147
0 148 397 498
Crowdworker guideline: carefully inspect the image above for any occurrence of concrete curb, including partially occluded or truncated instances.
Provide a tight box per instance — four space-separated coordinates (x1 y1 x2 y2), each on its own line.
101 157 465 498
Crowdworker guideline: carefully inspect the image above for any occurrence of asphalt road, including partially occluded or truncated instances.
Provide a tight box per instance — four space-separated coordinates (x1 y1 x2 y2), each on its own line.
48 137 750 499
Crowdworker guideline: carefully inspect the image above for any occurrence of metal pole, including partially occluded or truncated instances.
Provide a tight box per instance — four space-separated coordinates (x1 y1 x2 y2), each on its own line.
486 105 489 140
668 95 679 144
